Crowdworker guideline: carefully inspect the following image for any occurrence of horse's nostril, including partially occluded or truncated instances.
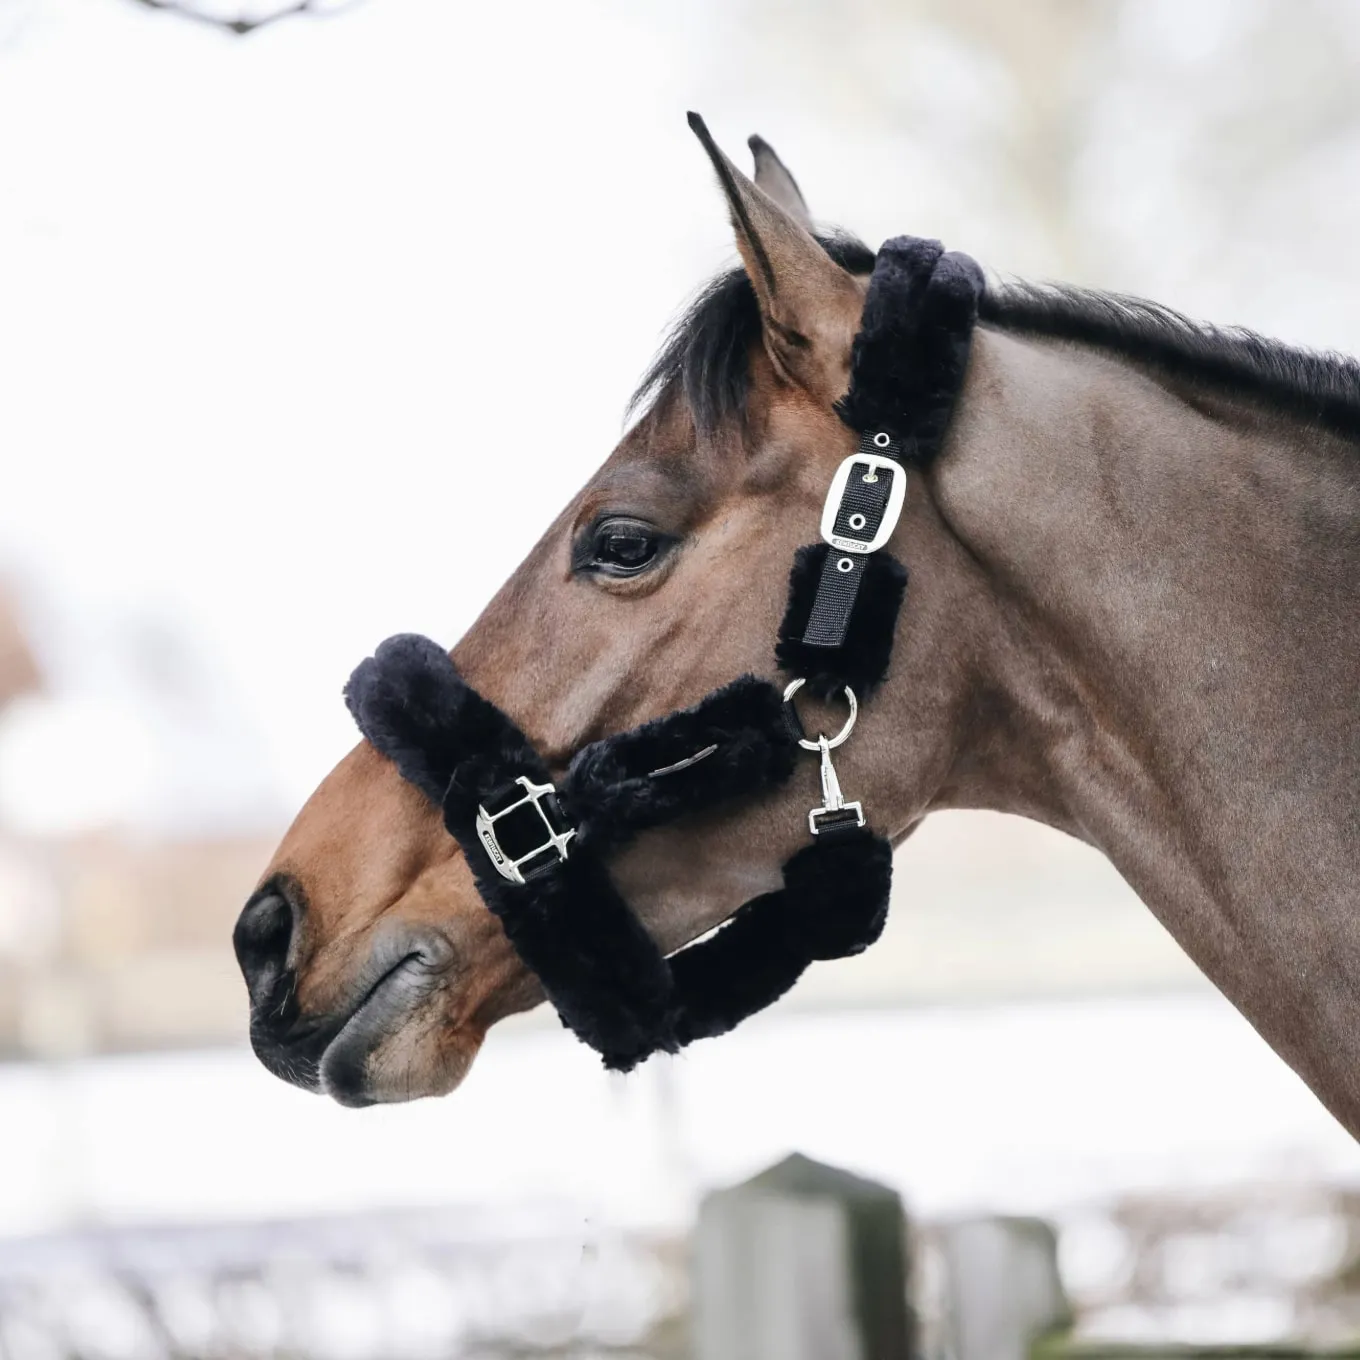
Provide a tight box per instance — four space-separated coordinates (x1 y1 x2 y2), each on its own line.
233 879 302 1004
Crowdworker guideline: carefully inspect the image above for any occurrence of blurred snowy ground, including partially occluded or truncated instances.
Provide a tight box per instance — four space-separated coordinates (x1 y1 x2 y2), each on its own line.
4 995 1360 1353
4 996 1357 1239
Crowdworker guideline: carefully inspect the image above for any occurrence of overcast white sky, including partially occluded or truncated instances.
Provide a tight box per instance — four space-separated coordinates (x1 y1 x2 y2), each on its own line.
1 0 1357 835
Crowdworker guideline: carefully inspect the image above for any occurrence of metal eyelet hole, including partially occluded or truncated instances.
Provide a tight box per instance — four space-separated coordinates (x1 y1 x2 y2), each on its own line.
873 431 891 448
848 513 867 531
836 557 854 573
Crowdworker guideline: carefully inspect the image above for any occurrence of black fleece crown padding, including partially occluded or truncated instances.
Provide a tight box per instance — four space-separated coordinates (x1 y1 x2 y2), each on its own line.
835 237 984 464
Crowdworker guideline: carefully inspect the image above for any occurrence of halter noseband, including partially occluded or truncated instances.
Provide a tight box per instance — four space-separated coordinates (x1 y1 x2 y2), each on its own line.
345 238 984 1071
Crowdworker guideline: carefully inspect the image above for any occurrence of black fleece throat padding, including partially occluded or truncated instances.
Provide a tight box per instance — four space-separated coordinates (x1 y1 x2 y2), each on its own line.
344 237 982 1071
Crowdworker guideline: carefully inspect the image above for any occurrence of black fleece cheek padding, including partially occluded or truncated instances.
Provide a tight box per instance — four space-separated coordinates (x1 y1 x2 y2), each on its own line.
562 675 797 851
776 545 909 701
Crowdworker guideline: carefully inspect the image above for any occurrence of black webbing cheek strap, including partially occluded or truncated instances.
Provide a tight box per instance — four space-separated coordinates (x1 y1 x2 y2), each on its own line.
801 430 907 649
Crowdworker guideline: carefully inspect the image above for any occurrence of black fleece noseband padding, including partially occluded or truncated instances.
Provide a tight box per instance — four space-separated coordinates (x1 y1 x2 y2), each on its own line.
343 236 983 1071
345 638 886 1071
345 633 546 803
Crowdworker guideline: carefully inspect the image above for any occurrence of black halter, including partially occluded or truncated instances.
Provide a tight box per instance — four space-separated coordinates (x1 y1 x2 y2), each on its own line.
345 238 984 1071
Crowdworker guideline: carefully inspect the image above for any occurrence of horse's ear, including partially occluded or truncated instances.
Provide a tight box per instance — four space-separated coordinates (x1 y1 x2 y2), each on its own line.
688 112 863 401
748 134 813 229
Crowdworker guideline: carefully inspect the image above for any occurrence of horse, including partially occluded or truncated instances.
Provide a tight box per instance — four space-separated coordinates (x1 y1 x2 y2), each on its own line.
234 116 1360 1135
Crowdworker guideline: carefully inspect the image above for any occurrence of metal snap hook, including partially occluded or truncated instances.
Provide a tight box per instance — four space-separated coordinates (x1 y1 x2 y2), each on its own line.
782 678 858 750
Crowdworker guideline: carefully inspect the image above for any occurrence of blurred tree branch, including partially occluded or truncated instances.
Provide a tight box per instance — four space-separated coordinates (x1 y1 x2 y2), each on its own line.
123 0 364 36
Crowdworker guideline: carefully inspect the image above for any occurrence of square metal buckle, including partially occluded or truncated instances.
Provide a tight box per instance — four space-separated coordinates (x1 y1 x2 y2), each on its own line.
819 453 907 555
475 776 575 885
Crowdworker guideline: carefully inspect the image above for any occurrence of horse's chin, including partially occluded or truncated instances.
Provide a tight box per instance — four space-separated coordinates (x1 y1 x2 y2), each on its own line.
316 958 483 1107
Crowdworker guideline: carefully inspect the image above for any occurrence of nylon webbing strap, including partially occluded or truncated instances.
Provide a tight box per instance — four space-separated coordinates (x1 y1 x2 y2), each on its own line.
803 550 870 647
802 430 905 649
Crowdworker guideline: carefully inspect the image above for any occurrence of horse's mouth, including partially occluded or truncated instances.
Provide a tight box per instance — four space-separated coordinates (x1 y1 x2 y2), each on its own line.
244 922 462 1106
317 947 454 1108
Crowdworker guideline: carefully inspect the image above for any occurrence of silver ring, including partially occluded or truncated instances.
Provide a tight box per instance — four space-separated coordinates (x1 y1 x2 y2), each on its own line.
848 513 866 531
873 431 891 448
836 557 854 573
782 678 858 750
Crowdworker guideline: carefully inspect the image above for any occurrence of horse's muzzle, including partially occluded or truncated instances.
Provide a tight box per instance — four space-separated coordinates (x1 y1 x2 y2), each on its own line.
234 880 454 1103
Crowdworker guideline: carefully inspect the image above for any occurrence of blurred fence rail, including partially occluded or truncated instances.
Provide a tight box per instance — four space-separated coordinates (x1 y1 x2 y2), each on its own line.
0 1208 687 1360
5 1177 1360 1358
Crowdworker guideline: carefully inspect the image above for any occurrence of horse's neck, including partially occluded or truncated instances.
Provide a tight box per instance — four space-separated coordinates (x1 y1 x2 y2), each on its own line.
932 325 1360 1134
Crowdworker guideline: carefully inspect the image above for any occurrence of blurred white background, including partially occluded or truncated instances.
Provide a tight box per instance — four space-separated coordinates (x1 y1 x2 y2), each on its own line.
2 0 1360 1353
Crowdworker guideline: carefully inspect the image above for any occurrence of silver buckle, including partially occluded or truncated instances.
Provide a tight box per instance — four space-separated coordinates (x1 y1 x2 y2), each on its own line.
819 453 907 555
475 776 575 885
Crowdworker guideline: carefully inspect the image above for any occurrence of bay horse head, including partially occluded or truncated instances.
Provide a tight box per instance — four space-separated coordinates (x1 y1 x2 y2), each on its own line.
234 118 956 1105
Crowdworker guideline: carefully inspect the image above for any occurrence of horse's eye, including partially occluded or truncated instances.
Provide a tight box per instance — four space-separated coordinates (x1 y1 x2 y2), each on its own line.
580 517 669 578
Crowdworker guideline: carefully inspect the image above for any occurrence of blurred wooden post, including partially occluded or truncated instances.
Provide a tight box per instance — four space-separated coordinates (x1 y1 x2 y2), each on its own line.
936 1215 1071 1360
693 1152 912 1360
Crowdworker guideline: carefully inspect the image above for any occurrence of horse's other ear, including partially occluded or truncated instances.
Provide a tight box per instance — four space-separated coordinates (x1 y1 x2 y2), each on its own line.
688 112 863 403
748 134 813 229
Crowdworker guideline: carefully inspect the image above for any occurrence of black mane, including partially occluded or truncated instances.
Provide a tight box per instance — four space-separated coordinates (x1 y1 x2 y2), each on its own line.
980 281 1360 443
633 235 1360 445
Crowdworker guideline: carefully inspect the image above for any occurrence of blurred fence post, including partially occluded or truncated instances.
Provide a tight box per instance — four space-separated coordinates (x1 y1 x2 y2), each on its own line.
693 1152 912 1360
935 1215 1071 1360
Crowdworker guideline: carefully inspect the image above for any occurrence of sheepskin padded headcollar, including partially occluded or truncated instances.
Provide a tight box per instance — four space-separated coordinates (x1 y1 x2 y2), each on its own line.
341 235 985 1069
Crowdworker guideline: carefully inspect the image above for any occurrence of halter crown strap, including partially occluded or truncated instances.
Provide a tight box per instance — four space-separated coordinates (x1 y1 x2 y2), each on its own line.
800 428 908 649
783 237 985 684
